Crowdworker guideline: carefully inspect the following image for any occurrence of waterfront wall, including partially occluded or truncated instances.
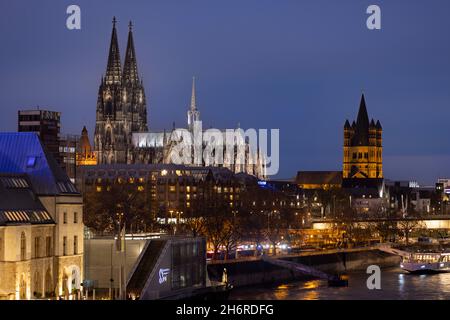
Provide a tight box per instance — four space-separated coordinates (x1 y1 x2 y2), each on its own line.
207 249 401 287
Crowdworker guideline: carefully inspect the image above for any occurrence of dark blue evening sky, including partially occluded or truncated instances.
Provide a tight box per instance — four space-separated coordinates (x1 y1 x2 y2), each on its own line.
1 0 449 184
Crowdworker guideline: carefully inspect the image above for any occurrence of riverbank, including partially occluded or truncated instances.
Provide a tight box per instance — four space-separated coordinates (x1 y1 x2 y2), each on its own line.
207 248 401 288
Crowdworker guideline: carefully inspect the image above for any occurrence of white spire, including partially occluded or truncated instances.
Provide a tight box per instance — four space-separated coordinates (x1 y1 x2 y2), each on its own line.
190 76 197 111
187 76 200 130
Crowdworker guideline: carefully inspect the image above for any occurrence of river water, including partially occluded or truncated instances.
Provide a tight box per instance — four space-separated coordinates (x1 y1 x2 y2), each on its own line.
229 268 450 300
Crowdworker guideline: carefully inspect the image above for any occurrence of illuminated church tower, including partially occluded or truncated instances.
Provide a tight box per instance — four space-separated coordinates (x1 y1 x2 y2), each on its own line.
76 126 97 166
94 18 148 164
343 94 383 179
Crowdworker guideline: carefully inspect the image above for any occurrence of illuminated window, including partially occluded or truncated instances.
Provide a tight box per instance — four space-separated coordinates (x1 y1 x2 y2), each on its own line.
74 236 78 255
161 169 168 176
45 237 52 256
26 156 37 168
169 186 176 192
137 185 145 192
96 186 102 192
34 237 41 258
186 186 190 192
63 236 67 256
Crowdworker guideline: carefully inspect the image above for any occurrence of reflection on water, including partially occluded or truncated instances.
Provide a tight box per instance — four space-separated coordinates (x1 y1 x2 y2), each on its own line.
229 268 450 300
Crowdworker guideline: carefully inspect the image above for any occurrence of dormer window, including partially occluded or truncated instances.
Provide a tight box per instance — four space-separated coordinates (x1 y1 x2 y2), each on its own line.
26 156 37 168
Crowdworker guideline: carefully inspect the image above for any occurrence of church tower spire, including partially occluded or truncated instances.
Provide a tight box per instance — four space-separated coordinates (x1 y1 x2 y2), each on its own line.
190 76 197 111
356 94 369 129
187 76 200 131
105 17 122 85
122 21 139 84
342 94 383 179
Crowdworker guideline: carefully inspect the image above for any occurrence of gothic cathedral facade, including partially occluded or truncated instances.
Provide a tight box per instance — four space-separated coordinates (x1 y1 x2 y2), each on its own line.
93 18 266 178
94 18 148 164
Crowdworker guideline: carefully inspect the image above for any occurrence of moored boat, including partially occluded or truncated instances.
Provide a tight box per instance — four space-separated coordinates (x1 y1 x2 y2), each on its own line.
400 251 450 274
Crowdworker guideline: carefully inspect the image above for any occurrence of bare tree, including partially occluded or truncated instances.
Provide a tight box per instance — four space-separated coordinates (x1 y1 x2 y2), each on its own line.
221 217 241 261
204 213 227 260
84 181 154 235
398 219 425 244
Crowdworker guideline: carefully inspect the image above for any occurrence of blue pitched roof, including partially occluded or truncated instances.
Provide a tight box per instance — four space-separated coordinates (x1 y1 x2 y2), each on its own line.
0 132 79 195
0 173 55 226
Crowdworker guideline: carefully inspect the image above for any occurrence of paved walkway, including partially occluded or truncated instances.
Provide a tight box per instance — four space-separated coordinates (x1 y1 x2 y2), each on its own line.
207 245 380 265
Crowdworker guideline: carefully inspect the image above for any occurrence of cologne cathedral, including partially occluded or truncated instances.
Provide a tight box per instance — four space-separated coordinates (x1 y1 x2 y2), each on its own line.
94 18 265 178
94 18 148 164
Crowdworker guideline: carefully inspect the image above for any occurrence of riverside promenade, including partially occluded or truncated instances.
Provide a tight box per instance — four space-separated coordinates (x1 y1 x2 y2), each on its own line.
207 245 400 287
207 245 383 265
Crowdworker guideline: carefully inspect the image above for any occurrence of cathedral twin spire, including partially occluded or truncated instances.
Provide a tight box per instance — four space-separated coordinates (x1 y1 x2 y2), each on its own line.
123 21 140 85
95 17 148 164
105 17 140 85
105 17 121 84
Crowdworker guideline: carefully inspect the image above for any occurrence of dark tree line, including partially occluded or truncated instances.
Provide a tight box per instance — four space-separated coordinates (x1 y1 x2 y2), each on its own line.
84 182 156 236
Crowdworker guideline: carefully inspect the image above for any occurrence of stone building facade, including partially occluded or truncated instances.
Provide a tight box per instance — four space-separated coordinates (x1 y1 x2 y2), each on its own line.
0 133 84 300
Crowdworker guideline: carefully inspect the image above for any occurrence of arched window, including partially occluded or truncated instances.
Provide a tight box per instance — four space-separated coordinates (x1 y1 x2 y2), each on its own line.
105 99 113 115
20 232 26 261
19 274 27 300
34 271 41 298
105 127 113 146
45 269 53 297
